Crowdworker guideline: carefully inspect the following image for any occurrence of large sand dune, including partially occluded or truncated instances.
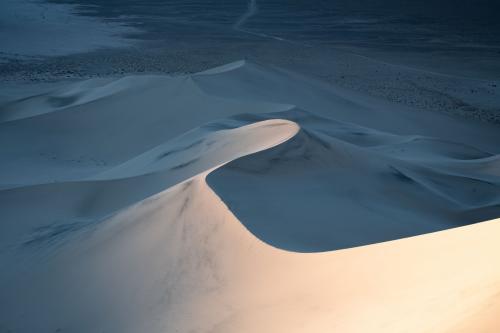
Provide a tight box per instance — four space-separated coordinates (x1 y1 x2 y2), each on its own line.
1 61 499 332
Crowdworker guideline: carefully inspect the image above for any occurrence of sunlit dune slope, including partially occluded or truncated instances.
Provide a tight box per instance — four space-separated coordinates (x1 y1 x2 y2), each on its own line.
2 170 499 333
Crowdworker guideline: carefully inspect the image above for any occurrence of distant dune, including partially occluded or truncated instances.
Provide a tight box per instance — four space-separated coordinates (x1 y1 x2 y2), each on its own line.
0 61 499 332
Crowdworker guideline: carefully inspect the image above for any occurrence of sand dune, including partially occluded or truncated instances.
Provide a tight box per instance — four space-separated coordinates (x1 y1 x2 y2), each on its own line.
2 171 500 333
1 60 499 332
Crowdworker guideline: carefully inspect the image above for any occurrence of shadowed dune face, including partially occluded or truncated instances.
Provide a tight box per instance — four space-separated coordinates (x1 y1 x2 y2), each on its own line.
1 61 500 332
207 110 500 252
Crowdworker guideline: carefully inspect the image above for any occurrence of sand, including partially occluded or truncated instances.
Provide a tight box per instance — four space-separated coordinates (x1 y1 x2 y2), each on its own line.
0 0 135 60
0 60 499 332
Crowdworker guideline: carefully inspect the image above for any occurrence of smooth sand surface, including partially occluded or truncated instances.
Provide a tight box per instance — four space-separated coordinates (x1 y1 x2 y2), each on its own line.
0 60 499 332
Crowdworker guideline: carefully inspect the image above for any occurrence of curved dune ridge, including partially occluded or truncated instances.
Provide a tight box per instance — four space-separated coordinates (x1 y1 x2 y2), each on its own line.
0 60 500 332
